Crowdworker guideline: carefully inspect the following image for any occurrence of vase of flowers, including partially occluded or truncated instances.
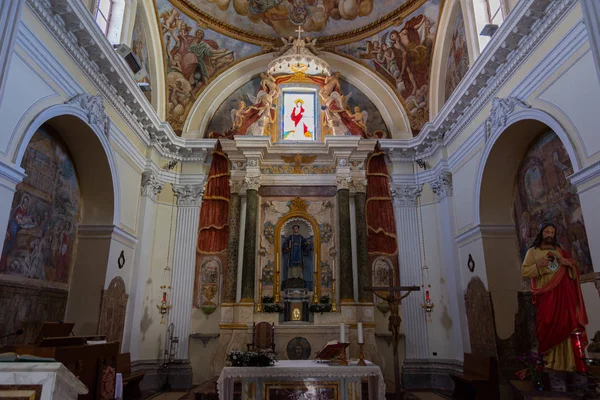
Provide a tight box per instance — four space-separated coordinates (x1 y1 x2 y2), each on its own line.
515 352 547 391
226 349 277 367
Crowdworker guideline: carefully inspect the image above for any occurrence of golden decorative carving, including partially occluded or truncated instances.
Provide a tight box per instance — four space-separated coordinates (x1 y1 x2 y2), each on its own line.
281 154 318 174
287 197 309 213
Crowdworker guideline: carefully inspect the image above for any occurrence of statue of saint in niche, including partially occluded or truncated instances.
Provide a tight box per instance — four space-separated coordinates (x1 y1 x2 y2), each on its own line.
281 220 314 291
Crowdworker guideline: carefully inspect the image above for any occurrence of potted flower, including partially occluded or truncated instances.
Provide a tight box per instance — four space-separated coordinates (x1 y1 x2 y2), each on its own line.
226 349 277 367
515 352 547 391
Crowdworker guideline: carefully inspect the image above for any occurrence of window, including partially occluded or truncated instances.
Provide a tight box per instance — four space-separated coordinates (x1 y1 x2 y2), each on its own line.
94 0 114 36
473 0 506 51
280 89 318 142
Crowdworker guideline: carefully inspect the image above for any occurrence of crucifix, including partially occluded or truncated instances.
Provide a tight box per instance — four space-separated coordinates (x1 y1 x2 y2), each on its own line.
363 285 420 400
295 25 304 40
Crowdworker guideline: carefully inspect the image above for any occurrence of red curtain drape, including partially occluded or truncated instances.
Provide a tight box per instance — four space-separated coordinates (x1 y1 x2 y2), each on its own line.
366 145 398 255
197 142 230 254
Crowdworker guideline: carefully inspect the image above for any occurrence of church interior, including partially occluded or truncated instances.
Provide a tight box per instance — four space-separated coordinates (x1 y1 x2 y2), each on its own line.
1 0 600 399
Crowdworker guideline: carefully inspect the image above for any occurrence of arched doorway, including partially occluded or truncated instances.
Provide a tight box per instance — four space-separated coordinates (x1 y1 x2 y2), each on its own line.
0 112 117 343
475 117 589 386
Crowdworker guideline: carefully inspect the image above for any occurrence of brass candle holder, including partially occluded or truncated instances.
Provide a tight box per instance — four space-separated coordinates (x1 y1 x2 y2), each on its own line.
274 258 281 303
331 278 338 312
256 279 263 312
357 343 366 366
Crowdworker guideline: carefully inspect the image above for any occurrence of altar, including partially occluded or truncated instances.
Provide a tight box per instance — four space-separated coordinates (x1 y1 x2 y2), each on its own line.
217 360 385 400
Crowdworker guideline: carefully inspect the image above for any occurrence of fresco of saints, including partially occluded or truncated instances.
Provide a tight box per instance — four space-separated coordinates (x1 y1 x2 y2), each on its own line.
285 99 312 140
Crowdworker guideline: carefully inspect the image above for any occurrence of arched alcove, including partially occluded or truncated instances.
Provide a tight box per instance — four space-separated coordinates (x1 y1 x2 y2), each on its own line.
5 109 119 337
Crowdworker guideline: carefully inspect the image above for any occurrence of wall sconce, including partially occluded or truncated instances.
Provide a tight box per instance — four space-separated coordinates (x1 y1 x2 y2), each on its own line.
421 284 435 318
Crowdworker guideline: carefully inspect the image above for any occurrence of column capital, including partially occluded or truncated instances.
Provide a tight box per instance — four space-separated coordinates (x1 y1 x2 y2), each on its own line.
350 179 367 194
430 171 453 200
140 171 164 201
173 184 203 207
229 179 245 194
244 176 260 191
391 184 423 207
336 175 352 190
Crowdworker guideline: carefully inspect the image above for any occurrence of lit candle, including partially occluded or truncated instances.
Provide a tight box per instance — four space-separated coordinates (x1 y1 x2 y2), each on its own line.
426 290 430 301
340 322 346 343
162 292 166 302
357 322 364 344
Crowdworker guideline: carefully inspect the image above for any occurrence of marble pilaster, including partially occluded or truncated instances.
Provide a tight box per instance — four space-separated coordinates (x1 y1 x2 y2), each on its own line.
431 172 466 358
391 184 429 360
168 184 204 360
224 180 243 303
353 181 369 302
241 176 260 302
125 171 163 358
337 175 353 302
0 0 25 102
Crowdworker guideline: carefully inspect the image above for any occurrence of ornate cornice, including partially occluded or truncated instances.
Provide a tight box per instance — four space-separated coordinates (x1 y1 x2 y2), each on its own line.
173 184 204 207
140 171 164 201
336 176 352 190
381 0 577 161
430 172 452 200
391 184 423 207
25 0 213 162
244 176 261 191
485 97 530 141
66 93 109 137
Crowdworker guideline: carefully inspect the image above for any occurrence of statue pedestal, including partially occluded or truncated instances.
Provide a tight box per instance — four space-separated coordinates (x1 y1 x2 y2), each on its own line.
283 288 310 322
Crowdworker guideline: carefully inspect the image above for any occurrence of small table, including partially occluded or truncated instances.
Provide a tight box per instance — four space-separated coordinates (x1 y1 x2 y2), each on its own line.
217 360 385 400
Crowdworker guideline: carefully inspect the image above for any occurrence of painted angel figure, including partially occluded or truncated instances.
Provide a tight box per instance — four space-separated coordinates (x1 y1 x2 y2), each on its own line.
248 90 275 117
260 72 280 100
351 106 368 133
230 100 247 130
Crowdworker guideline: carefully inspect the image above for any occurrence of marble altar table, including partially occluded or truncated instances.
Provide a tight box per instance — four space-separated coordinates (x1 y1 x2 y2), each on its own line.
217 360 385 400
0 362 88 399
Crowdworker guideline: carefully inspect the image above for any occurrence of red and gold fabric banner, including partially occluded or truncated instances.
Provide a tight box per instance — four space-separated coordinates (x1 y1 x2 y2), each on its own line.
197 142 230 254
366 145 398 255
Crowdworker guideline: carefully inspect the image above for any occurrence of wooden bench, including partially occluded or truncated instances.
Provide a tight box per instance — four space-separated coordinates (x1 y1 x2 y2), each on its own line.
115 353 145 399
451 353 499 400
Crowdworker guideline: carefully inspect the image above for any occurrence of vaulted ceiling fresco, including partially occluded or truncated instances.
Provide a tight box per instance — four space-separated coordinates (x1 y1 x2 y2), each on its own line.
145 0 446 136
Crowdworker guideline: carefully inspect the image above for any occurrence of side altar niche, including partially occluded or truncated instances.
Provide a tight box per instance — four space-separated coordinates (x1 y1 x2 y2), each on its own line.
259 197 336 323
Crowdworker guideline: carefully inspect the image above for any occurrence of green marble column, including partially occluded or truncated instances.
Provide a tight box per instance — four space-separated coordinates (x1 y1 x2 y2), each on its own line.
355 189 369 302
224 184 242 303
337 184 353 301
241 182 259 301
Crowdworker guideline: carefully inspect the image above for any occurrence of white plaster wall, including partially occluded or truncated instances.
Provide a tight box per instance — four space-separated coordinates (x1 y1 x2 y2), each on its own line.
113 151 141 234
539 51 600 158
0 53 56 155
576 180 600 272
452 152 481 231
582 282 600 340
456 235 488 291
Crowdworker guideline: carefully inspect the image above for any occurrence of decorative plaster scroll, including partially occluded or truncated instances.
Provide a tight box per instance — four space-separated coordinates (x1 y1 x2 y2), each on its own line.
66 93 110 137
173 184 204 207
430 171 452 200
140 171 163 200
390 184 422 207
484 97 531 141
336 176 352 190
245 176 261 191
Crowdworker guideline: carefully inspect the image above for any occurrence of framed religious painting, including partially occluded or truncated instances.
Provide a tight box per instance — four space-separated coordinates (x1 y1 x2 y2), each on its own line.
279 86 320 142
264 381 340 400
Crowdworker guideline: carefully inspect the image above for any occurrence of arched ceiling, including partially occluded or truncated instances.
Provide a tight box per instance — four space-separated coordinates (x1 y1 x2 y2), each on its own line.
170 0 428 44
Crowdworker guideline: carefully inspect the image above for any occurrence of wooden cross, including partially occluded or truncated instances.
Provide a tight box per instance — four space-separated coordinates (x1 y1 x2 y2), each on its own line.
363 285 420 400
295 25 304 40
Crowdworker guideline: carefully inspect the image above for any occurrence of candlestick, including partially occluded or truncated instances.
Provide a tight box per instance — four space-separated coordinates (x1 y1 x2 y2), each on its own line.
357 343 367 366
357 322 364 344
331 278 337 312
340 322 345 343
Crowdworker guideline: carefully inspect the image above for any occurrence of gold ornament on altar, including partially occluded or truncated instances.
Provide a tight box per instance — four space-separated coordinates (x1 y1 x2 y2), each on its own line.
281 154 317 174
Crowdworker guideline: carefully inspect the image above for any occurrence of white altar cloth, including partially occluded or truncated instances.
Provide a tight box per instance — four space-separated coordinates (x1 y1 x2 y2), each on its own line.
217 360 385 400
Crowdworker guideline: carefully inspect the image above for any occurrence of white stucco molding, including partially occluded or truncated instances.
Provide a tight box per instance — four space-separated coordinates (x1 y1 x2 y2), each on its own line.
13 102 121 226
473 107 581 226
66 93 110 137
484 97 531 141
0 159 26 193
0 0 26 104
579 0 600 84
569 159 600 195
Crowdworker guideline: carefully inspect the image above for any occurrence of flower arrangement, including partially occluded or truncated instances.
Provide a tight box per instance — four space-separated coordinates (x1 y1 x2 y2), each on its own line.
226 349 277 367
515 351 547 390
261 296 284 313
309 295 332 314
